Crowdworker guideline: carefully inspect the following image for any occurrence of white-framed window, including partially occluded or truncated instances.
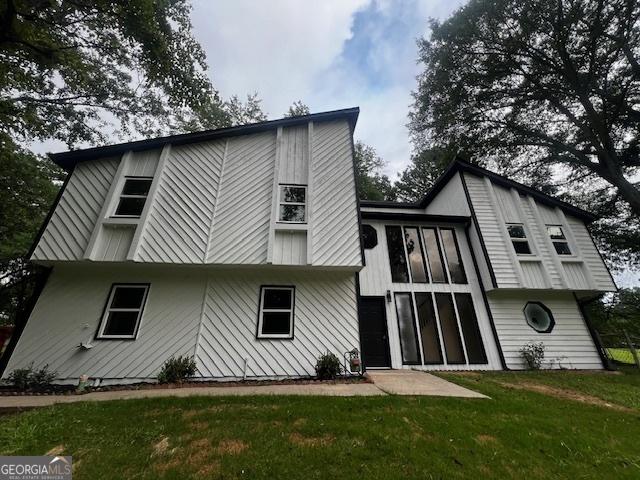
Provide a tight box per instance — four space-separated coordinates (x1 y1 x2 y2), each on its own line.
257 286 295 339
96 284 149 339
114 177 153 217
546 225 572 255
506 224 532 255
278 185 306 223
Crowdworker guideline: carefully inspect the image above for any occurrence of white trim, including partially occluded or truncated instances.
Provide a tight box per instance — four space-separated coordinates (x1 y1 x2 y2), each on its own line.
257 286 295 339
96 284 149 340
277 184 308 223
127 144 171 260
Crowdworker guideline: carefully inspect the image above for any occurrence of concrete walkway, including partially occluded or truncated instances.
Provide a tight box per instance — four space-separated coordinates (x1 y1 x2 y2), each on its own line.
0 371 486 410
367 370 489 398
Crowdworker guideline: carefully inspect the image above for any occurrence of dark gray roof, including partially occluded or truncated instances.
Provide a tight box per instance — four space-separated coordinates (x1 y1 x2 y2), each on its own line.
50 107 359 171
360 158 597 223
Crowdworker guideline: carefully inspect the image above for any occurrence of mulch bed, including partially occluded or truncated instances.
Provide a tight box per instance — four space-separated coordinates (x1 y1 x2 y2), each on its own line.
0 375 369 396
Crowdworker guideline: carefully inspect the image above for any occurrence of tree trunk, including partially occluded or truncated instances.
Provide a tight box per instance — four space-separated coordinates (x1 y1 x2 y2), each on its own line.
603 168 640 217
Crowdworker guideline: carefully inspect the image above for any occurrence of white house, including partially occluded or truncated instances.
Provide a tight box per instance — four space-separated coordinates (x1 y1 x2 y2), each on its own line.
1 108 616 384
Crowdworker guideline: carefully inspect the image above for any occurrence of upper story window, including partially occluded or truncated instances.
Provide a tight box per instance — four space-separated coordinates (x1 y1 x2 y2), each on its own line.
278 185 306 223
385 225 467 284
507 224 532 255
257 286 295 339
547 225 571 255
97 284 149 339
114 177 153 217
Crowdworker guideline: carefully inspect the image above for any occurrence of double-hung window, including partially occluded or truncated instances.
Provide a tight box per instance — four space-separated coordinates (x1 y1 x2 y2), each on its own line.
114 177 153 217
97 284 149 339
507 224 532 255
547 225 571 255
257 286 295 339
278 185 306 223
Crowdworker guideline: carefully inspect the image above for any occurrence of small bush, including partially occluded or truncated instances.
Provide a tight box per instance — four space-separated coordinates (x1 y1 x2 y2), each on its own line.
520 341 545 369
315 352 342 380
8 363 57 391
157 355 197 384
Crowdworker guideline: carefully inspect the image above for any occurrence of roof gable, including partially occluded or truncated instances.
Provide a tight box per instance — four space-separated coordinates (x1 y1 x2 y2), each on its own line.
360 157 596 223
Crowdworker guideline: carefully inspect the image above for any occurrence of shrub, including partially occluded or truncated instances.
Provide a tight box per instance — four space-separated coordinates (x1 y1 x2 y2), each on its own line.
315 352 342 380
157 355 197 384
520 341 545 370
8 363 57 391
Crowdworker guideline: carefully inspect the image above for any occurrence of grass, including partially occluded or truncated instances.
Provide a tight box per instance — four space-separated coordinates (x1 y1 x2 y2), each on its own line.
0 370 639 479
606 348 639 366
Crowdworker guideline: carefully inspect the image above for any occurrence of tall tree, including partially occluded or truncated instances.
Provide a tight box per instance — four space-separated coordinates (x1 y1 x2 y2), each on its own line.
353 141 396 201
410 0 640 266
393 148 456 202
1 0 230 146
284 100 310 118
224 93 268 126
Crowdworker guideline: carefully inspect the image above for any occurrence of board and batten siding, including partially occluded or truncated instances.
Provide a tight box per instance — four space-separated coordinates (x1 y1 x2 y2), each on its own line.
487 291 603 369
358 219 503 371
196 270 360 378
31 157 119 261
463 172 615 292
2 265 204 382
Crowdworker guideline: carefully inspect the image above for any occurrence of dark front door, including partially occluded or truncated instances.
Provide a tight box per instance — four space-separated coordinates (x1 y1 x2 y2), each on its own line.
359 296 391 368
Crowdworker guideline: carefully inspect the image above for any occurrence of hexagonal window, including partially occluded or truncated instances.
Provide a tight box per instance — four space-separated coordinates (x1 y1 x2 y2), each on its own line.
362 224 378 249
523 302 555 333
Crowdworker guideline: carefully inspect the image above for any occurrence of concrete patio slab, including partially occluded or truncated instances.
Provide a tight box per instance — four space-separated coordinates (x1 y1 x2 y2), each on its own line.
367 370 489 398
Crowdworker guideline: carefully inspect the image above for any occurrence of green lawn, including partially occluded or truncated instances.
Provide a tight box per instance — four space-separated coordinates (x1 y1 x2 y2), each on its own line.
606 348 639 366
1 370 639 479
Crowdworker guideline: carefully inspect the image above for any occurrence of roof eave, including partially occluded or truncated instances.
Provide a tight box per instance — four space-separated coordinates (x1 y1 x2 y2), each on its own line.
49 107 359 171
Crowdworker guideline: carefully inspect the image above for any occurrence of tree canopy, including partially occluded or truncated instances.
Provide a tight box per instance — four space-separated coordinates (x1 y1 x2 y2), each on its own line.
353 141 396 201
410 0 640 266
284 100 311 118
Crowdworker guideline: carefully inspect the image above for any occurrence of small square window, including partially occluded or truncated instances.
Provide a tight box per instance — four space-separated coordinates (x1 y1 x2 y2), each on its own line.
546 226 566 240
114 177 152 217
97 284 149 339
278 185 306 223
257 287 295 339
507 225 526 239
553 241 572 255
512 241 532 254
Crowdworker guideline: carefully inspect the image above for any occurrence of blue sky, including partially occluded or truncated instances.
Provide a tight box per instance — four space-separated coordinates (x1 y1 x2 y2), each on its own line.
191 0 466 177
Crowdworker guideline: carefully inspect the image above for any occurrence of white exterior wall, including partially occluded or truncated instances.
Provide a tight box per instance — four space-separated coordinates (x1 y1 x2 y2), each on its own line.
463 172 616 292
4 265 360 382
32 157 119 261
196 270 360 378
31 120 361 268
358 219 503 371
487 291 603 369
3 265 204 382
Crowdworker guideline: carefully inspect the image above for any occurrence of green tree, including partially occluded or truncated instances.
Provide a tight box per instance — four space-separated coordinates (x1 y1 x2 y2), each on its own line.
410 0 640 266
1 0 230 146
225 93 268 126
393 148 455 202
353 141 395 201
284 101 310 118
587 288 640 338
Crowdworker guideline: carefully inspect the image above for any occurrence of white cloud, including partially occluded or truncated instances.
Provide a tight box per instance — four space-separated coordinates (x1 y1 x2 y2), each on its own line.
192 0 369 114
